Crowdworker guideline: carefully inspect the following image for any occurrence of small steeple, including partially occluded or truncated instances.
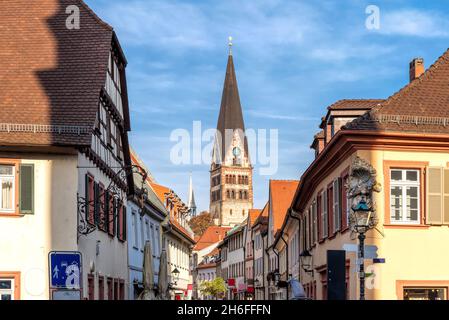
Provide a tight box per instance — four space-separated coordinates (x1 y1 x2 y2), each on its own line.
188 173 197 217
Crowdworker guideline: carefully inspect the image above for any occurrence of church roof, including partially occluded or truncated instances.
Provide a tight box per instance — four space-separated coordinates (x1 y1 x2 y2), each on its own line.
216 52 248 161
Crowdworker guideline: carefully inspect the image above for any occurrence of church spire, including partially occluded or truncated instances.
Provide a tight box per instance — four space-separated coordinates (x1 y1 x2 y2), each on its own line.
187 173 197 217
215 37 248 163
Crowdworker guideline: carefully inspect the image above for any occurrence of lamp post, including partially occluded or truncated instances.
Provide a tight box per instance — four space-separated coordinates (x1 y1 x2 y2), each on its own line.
353 200 372 301
299 250 314 277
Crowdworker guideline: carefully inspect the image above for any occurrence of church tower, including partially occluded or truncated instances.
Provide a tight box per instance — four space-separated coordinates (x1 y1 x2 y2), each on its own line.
210 38 253 227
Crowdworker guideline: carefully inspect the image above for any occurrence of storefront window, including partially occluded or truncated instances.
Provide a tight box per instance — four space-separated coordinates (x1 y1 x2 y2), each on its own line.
404 287 446 300
0 279 14 300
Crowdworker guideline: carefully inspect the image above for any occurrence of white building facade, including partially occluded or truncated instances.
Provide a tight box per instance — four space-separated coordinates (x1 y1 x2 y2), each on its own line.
0 1 133 300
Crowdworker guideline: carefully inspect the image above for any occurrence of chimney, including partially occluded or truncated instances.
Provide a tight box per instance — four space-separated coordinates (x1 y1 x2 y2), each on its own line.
409 58 425 82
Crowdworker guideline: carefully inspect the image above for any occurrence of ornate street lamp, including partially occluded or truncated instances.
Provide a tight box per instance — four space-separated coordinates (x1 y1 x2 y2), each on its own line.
273 270 280 284
346 156 381 300
172 268 180 285
299 250 314 276
353 200 372 301
77 164 148 238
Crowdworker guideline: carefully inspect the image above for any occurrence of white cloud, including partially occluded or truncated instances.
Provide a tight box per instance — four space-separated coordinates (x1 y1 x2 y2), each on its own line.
98 0 211 49
247 109 320 121
379 9 449 37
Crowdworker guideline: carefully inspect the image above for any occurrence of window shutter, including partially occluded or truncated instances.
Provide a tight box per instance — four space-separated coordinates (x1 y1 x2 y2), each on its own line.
427 167 443 225
112 198 117 236
94 183 100 226
317 195 322 240
104 192 110 232
85 174 90 221
334 178 341 232
122 205 127 241
322 191 328 238
444 169 449 225
341 176 348 230
19 164 34 214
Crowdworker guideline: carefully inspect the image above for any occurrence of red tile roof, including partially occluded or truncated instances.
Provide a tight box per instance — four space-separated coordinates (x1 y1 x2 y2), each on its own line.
345 49 449 134
269 180 299 234
196 262 217 270
327 99 384 111
253 202 269 227
0 0 120 147
149 182 195 242
170 217 195 243
194 226 231 251
248 209 262 226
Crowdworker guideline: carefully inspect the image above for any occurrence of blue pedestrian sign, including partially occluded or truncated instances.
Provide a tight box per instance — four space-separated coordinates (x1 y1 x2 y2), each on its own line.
49 251 82 289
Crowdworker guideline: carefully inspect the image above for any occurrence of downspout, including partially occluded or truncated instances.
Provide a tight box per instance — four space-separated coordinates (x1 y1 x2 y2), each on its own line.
271 246 280 300
252 239 255 299
263 235 266 300
280 234 289 300
289 208 301 282
243 231 246 301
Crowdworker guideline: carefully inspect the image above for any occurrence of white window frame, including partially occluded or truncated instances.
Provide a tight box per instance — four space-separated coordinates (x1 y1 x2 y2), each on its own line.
390 169 420 224
312 200 317 244
333 179 341 232
132 210 139 249
0 165 15 213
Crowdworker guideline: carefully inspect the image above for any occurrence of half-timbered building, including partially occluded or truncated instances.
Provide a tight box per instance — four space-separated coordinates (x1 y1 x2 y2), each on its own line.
0 0 134 300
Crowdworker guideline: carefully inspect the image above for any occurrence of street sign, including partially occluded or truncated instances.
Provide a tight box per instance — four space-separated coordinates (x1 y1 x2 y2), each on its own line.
49 251 82 289
52 290 82 300
342 244 378 259
373 258 386 264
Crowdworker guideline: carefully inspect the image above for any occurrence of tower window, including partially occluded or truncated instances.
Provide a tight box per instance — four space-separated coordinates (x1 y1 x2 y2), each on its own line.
230 209 233 216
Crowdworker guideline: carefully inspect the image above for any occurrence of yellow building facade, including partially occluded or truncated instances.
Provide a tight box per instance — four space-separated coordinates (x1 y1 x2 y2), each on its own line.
291 52 449 300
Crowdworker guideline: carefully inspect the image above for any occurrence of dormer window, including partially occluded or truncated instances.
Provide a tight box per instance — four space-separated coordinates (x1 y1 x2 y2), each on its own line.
105 51 123 117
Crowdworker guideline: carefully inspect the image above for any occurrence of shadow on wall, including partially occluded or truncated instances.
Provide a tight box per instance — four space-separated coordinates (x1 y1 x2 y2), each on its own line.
37 0 112 146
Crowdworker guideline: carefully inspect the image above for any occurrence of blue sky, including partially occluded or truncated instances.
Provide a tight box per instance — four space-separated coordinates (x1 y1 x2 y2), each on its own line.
86 0 449 212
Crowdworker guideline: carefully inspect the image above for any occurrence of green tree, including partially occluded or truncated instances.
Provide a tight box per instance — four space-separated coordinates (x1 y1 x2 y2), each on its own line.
199 277 227 300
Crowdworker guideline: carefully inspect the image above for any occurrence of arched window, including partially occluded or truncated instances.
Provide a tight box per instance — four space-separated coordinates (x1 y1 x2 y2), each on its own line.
242 209 245 216
226 190 230 199
233 175 236 184
239 191 243 199
230 209 233 216
244 191 248 199
231 190 235 199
